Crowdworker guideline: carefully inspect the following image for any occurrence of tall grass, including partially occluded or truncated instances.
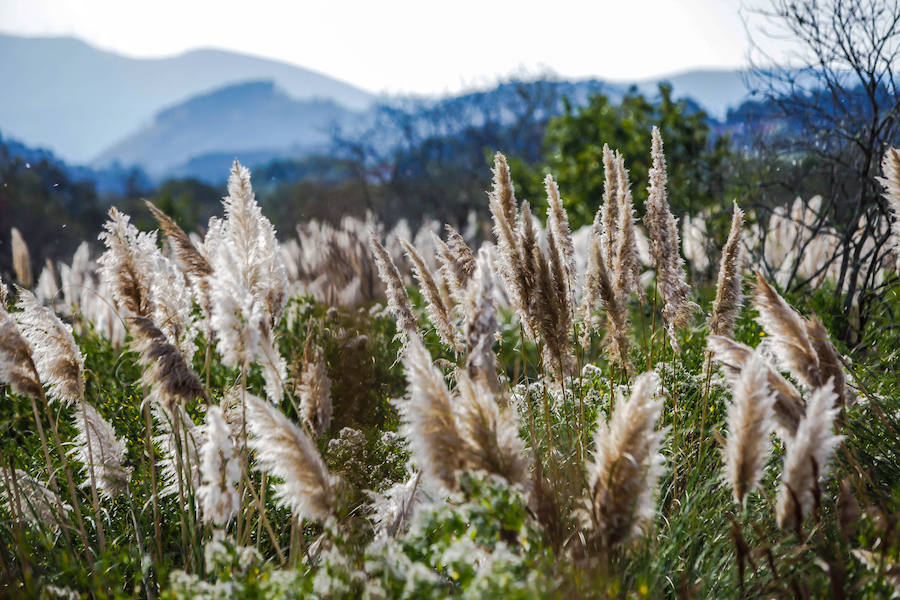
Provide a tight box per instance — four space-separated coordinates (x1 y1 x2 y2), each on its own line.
0 139 897 599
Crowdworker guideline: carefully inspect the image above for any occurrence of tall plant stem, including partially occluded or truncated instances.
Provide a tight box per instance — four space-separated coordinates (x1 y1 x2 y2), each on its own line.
169 409 193 572
571 322 587 462
699 352 714 448
518 324 541 465
638 293 650 360
25 395 76 554
236 365 249 543
125 484 154 600
239 460 286 565
37 393 92 552
143 401 163 563
1 459 35 587
555 355 579 463
77 398 107 552
648 276 659 368
204 341 211 398
176 410 203 574
535 344 559 482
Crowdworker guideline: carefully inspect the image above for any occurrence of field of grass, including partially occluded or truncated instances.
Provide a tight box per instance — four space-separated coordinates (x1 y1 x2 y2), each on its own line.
1 132 899 599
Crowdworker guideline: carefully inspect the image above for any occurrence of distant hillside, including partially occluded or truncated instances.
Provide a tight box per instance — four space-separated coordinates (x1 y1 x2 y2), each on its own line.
0 34 375 162
95 81 361 177
627 69 751 119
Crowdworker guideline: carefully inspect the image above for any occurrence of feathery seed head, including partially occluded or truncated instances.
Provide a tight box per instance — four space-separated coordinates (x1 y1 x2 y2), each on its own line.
722 352 775 505
601 145 620 269
0 311 42 399
545 174 576 303
399 334 466 490
463 250 500 393
371 233 418 342
246 393 336 521
776 383 844 529
130 316 206 406
97 207 158 319
709 201 746 338
613 154 641 302
455 371 530 492
643 128 696 349
14 289 84 405
298 342 333 438
198 405 241 526
878 147 900 251
1 469 71 530
402 238 462 352
72 402 130 499
11 227 33 288
585 371 667 548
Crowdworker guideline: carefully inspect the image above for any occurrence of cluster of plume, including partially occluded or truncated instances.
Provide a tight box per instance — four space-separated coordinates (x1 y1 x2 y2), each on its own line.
280 213 448 310
0 161 343 554
752 194 895 293
371 135 704 551
371 127 863 559
583 372 667 547
710 270 847 526
0 139 890 595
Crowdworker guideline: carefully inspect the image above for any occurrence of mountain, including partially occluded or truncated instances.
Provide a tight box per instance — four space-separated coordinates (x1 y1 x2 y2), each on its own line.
95 80 360 177
628 69 752 119
0 34 375 163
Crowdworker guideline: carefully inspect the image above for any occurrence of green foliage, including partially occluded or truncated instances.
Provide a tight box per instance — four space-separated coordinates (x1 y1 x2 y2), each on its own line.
513 84 731 228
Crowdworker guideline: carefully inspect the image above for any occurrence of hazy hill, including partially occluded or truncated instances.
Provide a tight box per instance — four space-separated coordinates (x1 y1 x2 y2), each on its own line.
628 69 751 119
0 34 375 162
94 80 359 176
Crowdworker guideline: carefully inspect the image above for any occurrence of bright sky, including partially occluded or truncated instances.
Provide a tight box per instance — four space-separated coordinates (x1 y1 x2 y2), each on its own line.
0 0 765 95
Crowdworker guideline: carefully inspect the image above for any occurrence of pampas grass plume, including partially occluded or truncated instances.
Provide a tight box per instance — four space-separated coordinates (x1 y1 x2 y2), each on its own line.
399 334 465 490
198 405 241 526
878 146 900 251
11 228 33 288
402 238 461 352
776 383 843 529
72 402 130 499
14 288 84 406
709 201 745 338
298 342 333 438
245 393 335 521
585 371 666 547
721 351 775 504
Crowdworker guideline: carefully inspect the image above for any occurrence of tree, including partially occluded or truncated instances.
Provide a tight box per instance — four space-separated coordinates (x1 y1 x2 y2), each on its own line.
747 0 900 342
519 84 731 229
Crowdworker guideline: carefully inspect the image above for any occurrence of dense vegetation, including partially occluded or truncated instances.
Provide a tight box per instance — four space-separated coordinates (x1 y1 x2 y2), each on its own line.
0 122 898 597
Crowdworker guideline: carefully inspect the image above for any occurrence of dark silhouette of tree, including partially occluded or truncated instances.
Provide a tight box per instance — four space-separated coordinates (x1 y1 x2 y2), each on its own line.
746 0 900 342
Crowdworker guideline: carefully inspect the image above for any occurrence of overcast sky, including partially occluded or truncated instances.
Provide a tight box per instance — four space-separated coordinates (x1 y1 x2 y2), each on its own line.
0 0 773 95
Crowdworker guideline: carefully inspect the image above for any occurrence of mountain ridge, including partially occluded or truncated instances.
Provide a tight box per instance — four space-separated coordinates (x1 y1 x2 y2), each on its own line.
0 33 376 162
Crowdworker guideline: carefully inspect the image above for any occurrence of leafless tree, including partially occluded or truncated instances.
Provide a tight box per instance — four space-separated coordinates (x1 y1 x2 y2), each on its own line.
746 0 900 343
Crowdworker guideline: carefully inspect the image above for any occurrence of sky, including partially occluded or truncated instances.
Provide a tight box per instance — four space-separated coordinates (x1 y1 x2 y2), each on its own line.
0 0 768 96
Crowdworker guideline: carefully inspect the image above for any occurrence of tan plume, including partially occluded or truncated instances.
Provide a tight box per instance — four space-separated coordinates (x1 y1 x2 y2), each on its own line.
370 233 418 341
721 351 775 505
776 383 843 529
709 202 745 338
585 372 667 548
11 227 33 288
402 238 462 352
399 334 466 490
707 335 805 438
245 393 336 521
14 288 84 406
